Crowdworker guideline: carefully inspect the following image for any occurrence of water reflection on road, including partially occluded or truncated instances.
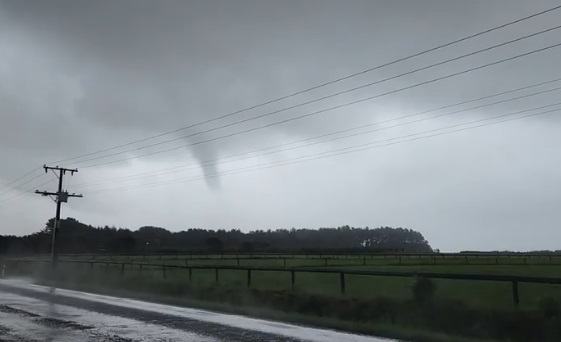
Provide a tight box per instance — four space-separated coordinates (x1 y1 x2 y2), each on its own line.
0 279 393 342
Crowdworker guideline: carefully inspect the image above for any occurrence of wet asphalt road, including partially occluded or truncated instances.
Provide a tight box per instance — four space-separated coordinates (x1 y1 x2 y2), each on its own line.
0 280 391 342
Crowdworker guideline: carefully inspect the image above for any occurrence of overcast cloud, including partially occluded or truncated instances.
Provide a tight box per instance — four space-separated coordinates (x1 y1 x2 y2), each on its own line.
0 0 560 251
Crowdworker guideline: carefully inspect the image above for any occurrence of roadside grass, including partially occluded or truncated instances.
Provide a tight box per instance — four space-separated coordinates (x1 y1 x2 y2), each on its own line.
50 255 561 309
25 265 561 342
32 278 499 342
9 259 561 310
8 260 561 342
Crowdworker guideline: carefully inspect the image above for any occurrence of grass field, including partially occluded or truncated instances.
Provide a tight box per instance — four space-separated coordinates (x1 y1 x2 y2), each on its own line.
16 253 561 309
7 254 561 342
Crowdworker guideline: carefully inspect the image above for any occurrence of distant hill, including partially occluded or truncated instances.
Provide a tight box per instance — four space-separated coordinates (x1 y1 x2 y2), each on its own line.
460 250 561 255
0 217 433 255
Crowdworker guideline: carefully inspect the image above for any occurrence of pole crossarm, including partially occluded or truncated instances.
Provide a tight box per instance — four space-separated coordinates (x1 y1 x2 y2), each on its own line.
35 190 58 197
42 165 78 175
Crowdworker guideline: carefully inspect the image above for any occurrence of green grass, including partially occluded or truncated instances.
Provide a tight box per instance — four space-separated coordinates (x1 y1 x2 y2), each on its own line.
51 254 561 309
9 260 561 342
11 257 561 310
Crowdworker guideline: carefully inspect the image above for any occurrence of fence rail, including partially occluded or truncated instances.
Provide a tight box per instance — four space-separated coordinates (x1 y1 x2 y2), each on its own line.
6 258 561 308
10 253 561 268
10 252 561 259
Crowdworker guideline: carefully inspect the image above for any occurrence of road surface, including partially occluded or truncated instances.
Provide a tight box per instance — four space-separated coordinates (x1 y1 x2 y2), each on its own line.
0 279 392 342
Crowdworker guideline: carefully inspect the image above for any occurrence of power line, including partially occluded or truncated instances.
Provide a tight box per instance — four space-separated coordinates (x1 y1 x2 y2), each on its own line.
72 84 561 189
90 107 560 194
71 76 561 187
88 102 558 190
0 178 55 205
0 173 45 199
49 4 561 165
0 167 42 193
77 41 561 169
87 104 561 194
67 26 561 166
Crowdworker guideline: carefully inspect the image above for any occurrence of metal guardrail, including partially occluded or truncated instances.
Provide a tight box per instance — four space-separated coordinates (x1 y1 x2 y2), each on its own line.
7 258 561 308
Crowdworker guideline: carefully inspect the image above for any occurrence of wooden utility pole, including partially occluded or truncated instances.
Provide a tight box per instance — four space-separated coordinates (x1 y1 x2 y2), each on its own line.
35 165 82 267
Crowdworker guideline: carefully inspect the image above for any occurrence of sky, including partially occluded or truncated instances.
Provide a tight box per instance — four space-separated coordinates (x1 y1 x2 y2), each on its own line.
0 0 560 252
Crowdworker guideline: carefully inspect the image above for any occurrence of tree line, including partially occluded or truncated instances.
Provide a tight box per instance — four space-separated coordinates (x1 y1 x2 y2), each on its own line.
0 217 434 255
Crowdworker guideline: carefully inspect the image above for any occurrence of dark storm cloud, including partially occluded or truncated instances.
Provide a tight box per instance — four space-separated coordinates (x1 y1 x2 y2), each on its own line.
1 0 560 250
2 1 560 154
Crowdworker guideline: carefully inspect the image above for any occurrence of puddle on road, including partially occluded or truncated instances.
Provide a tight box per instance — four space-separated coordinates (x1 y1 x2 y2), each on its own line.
0 309 84 342
1 280 393 342
0 291 218 342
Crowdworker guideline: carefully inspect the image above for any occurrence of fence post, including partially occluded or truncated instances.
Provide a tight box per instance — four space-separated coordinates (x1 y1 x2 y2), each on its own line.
185 259 189 267
162 265 166 279
188 267 192 283
363 257 366 266
237 259 240 267
139 264 143 274
398 256 402 265
120 263 125 276
90 262 94 270
247 269 251 288
215 268 219 284
512 281 520 308
283 258 286 267
291 270 296 290
340 272 346 295
324 258 328 267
